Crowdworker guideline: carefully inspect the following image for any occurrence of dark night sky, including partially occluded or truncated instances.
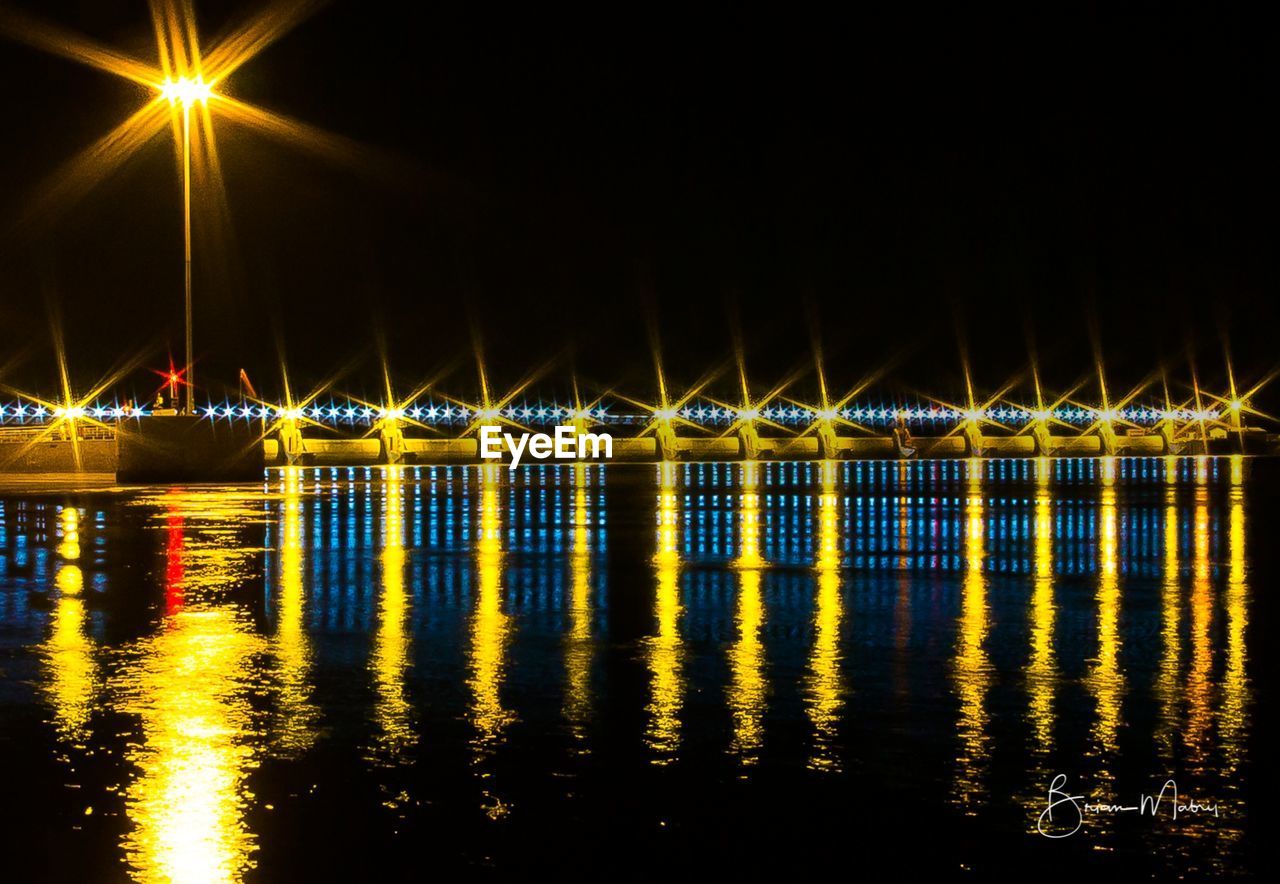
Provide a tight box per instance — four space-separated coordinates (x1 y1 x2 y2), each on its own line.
0 1 1273 408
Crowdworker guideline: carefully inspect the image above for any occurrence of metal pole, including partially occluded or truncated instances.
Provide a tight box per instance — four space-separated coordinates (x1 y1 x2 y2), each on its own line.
183 102 194 415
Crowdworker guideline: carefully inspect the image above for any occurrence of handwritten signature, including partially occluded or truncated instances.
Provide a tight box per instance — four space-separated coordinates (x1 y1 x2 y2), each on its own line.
1037 774 1220 838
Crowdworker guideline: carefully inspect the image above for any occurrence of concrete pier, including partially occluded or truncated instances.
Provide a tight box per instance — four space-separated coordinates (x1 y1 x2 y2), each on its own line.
117 416 262 482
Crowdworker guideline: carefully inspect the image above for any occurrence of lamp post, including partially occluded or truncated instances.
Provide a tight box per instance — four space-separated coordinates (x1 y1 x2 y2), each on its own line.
160 76 213 414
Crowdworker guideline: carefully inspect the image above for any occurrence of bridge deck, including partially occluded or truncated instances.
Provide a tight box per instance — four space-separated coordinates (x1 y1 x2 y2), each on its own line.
2 425 1272 476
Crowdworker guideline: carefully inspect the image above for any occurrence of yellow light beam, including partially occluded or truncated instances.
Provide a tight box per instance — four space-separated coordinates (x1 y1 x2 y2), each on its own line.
214 94 369 168
201 0 326 82
0 7 161 86
11 101 170 237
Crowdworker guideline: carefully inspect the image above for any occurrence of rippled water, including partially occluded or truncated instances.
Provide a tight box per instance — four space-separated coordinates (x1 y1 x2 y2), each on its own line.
0 457 1267 879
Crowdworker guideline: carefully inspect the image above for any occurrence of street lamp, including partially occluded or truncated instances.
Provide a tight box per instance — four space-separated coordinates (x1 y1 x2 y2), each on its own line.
3 4 348 426
160 75 214 415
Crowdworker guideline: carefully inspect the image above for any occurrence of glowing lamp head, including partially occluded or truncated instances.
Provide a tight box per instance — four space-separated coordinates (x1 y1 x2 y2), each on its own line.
1229 399 1243 412
737 407 760 421
964 408 985 423
652 408 677 421
1030 409 1051 423
814 408 838 422
161 76 213 106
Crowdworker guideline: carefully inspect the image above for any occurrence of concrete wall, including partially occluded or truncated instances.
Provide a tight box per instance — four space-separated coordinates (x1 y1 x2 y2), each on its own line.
117 417 262 482
0 439 116 473
981 436 1037 456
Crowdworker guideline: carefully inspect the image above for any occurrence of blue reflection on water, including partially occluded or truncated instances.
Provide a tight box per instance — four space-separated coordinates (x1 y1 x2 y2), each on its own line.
0 456 1258 879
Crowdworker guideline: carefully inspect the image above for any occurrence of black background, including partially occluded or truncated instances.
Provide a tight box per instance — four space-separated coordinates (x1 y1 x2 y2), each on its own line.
0 1 1273 408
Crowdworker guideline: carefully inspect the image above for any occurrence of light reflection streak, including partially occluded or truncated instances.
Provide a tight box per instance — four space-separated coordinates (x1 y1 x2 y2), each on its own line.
1026 461 1056 769
40 506 97 744
728 462 766 767
563 465 593 752
1211 455 1250 859
1221 456 1248 774
1185 485 1213 767
951 458 989 813
805 461 844 771
1086 460 1122 806
468 465 514 817
272 467 318 757
893 476 911 697
645 462 685 763
116 494 266 884
369 465 415 769
1154 472 1182 759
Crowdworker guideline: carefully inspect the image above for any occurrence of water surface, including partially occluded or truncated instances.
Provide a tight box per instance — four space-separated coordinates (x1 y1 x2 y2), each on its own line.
0 457 1269 879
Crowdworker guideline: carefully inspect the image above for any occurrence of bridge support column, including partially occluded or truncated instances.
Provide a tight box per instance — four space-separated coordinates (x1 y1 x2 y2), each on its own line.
378 418 406 464
278 420 304 465
1228 405 1245 451
656 421 680 461
1098 422 1118 457
963 422 984 458
892 427 915 458
817 422 839 460
738 423 761 460
1032 422 1054 457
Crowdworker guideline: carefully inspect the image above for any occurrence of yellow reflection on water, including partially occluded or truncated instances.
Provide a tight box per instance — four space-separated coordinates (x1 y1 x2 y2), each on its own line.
805 461 844 772
1185 487 1213 766
1086 467 1122 800
1099 453 1116 485
728 462 766 767
469 464 514 770
736 461 763 570
951 460 989 814
893 487 911 695
1221 457 1248 774
369 466 415 766
116 495 267 884
893 474 912 694
563 465 593 752
645 462 685 763
272 467 318 757
58 504 81 560
1026 475 1056 763
118 606 265 884
1155 480 1182 758
41 508 97 744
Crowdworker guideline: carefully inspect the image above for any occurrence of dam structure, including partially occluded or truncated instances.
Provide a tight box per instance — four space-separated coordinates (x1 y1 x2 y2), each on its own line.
1 377 1273 479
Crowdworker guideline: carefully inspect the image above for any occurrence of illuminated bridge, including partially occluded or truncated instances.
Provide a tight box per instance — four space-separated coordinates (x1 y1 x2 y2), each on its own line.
0 372 1274 475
